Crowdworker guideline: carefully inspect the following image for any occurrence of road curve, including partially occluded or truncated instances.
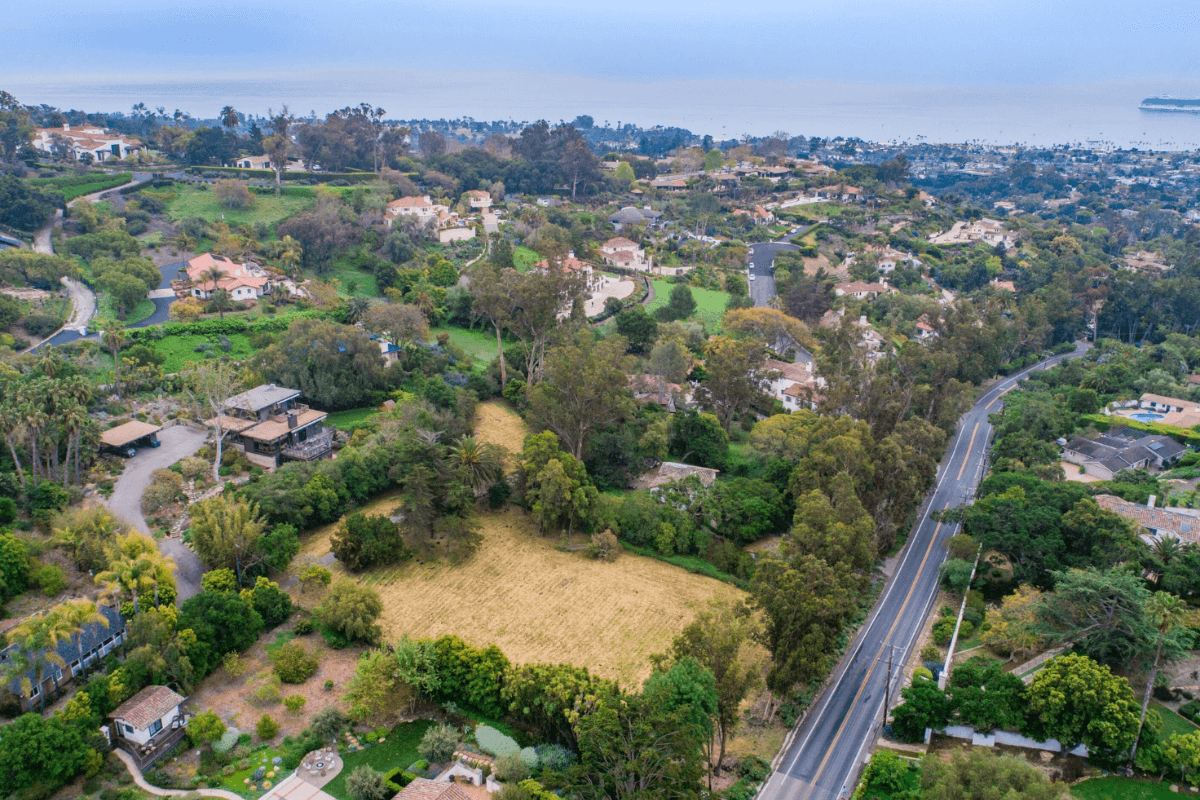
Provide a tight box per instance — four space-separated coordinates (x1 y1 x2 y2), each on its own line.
760 341 1090 800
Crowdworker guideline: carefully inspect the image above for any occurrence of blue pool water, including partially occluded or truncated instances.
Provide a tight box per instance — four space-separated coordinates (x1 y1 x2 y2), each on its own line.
1131 412 1165 423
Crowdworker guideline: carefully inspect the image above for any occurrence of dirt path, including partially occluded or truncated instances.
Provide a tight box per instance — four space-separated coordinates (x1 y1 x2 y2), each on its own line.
113 748 243 800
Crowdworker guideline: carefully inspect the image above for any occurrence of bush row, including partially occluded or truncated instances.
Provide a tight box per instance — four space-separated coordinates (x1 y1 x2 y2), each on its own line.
1081 413 1200 446
186 166 379 184
124 310 336 342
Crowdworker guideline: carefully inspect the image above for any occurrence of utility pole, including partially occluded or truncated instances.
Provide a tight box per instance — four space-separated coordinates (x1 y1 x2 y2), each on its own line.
883 644 895 729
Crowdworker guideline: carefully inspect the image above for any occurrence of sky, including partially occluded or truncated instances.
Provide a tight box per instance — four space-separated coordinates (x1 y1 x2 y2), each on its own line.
6 0 1198 86
4 1 1200 145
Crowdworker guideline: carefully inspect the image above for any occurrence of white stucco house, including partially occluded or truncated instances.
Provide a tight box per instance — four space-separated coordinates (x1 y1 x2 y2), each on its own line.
32 124 142 163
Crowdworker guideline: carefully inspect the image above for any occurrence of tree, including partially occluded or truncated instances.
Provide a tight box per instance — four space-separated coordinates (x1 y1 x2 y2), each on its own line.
316 580 383 644
1035 567 1157 668
1131 592 1195 766
655 284 697 322
189 496 267 582
418 723 459 763
526 330 633 460
265 107 294 193
614 161 635 183
220 105 240 131
0 712 92 797
614 306 658 355
346 766 390 800
0 611 73 710
521 432 599 537
695 336 768 431
569 690 705 800
56 599 108 682
947 657 1026 732
179 589 265 677
890 677 951 742
95 533 177 613
213 178 254 209
256 714 280 740
447 436 505 497
270 641 319 683
188 709 227 748
243 576 293 628
922 749 1060 800
255 319 387 410
507 265 588 383
1025 653 1140 755
363 302 428 344
98 319 128 398
310 707 351 741
643 657 718 746
469 262 514 386
657 599 760 774
331 513 409 572
186 359 243 484
667 409 728 470
980 585 1046 662
343 649 414 722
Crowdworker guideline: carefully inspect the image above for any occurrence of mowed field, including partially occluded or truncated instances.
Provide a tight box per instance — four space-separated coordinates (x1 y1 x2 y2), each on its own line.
474 399 528 470
298 399 743 685
301 506 743 685
645 279 730 331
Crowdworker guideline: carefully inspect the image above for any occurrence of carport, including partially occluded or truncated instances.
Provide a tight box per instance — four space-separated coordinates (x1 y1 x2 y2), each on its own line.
100 420 162 456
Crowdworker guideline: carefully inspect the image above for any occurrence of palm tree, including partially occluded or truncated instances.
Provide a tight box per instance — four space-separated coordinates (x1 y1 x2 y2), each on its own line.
1130 592 1194 767
1152 537 1184 573
99 320 128 398
0 401 27 491
448 436 505 497
55 600 108 681
278 236 302 279
220 106 240 132
1 612 75 711
345 297 370 324
96 550 163 614
211 289 234 320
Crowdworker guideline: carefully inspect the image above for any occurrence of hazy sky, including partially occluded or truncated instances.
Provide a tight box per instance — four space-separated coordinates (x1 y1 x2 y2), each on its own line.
6 0 1199 85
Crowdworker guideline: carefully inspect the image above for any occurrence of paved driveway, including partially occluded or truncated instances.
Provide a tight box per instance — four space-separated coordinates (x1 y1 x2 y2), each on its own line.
105 424 208 604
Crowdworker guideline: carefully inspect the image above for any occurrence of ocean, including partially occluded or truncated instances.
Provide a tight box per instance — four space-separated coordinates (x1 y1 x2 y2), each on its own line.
7 70 1200 150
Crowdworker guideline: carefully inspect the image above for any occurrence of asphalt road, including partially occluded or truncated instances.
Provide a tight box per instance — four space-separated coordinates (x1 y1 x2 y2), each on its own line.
760 340 1091 800
105 424 209 604
747 225 817 307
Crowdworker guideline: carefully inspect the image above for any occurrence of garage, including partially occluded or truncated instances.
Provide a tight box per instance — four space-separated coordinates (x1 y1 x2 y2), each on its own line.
100 420 162 458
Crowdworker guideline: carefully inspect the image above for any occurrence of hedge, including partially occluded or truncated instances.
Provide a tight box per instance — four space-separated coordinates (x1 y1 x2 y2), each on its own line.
384 768 416 792
617 539 749 590
29 172 134 202
1081 413 1200 446
123 309 335 343
186 166 379 184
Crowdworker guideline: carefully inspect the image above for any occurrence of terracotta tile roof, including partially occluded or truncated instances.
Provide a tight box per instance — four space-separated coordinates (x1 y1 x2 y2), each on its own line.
395 779 472 800
112 685 185 731
1095 494 1199 544
764 358 808 383
388 196 433 209
602 237 639 250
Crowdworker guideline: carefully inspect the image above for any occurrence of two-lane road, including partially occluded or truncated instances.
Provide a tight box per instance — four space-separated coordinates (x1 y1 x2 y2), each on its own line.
761 341 1090 800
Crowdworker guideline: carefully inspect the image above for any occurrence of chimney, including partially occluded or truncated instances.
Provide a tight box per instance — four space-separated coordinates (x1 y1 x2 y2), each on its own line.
859 315 868 326
1148 495 1157 509
268 383 275 390
288 412 298 429
63 123 70 131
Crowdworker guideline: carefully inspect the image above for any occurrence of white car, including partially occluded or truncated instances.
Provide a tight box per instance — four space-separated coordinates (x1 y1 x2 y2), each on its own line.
749 274 756 281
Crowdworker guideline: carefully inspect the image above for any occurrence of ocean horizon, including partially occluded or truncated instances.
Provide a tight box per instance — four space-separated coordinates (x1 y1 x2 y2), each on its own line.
7 69 1200 150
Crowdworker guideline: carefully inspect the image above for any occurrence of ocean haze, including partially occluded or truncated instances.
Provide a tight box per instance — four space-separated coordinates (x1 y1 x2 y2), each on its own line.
4 0 1200 146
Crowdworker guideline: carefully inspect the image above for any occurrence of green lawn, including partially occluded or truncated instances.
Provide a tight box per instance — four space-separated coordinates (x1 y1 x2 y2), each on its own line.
167 184 314 229
152 333 256 373
325 407 381 431
322 720 435 800
316 259 379 298
645 280 730 331
513 245 541 273
430 325 509 371
97 295 156 326
1072 778 1190 799
1152 701 1200 742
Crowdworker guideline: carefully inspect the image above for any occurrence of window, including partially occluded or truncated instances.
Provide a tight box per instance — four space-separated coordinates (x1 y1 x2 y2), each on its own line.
124 723 135 735
149 719 162 736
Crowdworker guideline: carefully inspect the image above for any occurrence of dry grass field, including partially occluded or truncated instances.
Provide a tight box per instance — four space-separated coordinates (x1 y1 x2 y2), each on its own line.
474 399 529 471
299 505 744 686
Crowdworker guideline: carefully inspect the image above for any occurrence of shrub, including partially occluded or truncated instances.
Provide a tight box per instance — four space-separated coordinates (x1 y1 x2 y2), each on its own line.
256 715 280 741
31 562 67 596
324 679 335 691
271 641 319 684
310 707 350 741
221 764 235 777
284 694 307 715
533 744 576 772
223 652 248 678
384 768 416 792
931 617 956 646
294 618 314 635
417 724 459 763
920 644 942 663
518 746 538 769
212 730 240 754
345 766 390 800
739 755 770 782
496 752 530 783
248 669 283 705
474 725 520 760
913 667 934 682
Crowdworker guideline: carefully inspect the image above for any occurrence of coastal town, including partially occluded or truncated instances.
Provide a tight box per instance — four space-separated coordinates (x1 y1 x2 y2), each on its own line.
2 87 1200 800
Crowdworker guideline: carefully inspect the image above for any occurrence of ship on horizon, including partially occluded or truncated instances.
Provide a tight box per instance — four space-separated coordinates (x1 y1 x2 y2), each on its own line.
1140 96 1200 113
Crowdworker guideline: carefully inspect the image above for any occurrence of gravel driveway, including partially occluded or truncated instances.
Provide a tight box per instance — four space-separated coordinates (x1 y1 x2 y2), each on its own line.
105 424 208 604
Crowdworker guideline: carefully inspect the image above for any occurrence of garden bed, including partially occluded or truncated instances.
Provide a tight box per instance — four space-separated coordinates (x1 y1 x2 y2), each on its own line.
321 720 435 800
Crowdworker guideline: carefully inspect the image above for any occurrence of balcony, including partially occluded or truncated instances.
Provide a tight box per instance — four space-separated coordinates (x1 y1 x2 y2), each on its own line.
281 429 334 462
114 722 188 770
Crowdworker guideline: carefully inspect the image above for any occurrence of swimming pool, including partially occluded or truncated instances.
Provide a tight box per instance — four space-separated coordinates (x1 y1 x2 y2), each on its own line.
1130 412 1165 423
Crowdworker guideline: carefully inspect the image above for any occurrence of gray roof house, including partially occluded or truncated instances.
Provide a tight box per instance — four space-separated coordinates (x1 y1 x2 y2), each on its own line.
1 604 126 711
609 206 665 231
1062 428 1186 481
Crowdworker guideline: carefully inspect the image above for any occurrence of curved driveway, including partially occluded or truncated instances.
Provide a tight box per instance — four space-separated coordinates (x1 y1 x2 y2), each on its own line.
761 341 1090 800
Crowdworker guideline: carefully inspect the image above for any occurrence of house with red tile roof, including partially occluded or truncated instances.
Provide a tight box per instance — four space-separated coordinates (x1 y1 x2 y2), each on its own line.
32 124 141 163
185 253 274 301
385 195 448 226
600 237 651 271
